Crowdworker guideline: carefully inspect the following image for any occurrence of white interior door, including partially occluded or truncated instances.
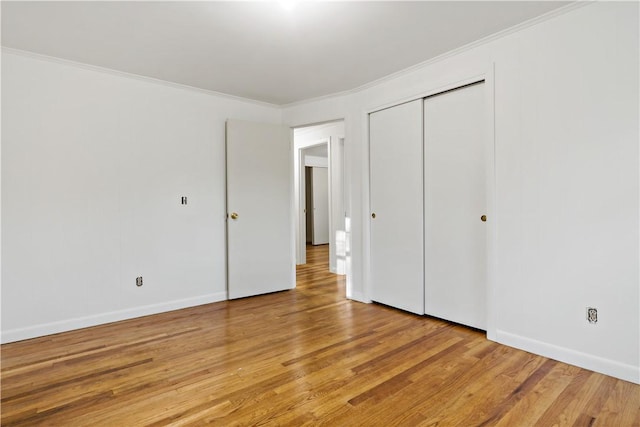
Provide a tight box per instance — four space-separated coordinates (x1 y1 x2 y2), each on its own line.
424 82 487 329
311 166 329 245
369 100 424 315
226 119 294 299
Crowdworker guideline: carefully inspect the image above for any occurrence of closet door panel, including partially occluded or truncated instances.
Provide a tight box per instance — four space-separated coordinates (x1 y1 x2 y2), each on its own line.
369 100 424 315
424 83 487 329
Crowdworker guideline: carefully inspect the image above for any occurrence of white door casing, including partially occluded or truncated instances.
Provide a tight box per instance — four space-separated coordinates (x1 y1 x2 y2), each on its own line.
332 138 346 275
226 119 294 299
424 82 487 329
369 100 424 315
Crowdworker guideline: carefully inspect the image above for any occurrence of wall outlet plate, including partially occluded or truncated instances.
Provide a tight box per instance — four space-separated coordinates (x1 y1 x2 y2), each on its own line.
136 276 143 287
587 307 597 324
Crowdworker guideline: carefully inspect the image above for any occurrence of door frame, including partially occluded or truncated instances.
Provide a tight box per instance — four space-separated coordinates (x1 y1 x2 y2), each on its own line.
293 122 346 276
363 65 496 340
295 138 329 265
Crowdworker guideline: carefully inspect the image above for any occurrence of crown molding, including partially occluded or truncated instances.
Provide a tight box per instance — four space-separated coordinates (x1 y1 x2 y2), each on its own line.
282 1 590 109
1 46 281 109
3 1 591 110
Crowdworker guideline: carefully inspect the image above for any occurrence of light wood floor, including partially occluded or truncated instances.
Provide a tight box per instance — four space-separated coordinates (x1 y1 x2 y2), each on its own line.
2 244 639 426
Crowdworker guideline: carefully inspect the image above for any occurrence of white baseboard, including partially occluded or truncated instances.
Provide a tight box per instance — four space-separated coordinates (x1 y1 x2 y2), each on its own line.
347 291 369 304
496 329 639 384
1 292 227 344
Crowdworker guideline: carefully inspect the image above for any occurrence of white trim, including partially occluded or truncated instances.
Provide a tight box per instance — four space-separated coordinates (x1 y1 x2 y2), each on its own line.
304 155 328 168
362 109 373 304
366 73 487 115
2 3 588 109
484 65 497 342
327 139 336 274
496 330 640 384
0 44 3 343
348 291 368 304
289 128 297 291
1 47 280 109
294 120 344 136
0 292 227 344
281 2 589 109
327 139 335 273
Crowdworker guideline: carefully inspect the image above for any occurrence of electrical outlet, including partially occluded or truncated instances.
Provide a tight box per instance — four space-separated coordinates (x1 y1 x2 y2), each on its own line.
136 276 143 287
587 307 597 324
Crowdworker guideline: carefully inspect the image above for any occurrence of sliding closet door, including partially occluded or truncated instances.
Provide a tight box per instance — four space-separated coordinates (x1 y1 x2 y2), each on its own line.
424 82 487 329
369 100 424 315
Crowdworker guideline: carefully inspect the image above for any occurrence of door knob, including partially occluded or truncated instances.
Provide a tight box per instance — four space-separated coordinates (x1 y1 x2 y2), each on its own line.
480 215 487 222
230 212 239 220
371 213 376 219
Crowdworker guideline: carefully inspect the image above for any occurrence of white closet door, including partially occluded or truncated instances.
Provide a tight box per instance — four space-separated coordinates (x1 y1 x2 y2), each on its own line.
370 100 424 315
311 167 329 245
424 83 487 329
226 119 294 299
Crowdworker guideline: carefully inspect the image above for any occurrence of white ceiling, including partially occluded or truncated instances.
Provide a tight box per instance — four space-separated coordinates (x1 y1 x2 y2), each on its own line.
1 1 569 105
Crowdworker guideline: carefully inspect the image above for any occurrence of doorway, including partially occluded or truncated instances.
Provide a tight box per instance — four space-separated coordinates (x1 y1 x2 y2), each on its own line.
305 165 329 246
293 121 345 276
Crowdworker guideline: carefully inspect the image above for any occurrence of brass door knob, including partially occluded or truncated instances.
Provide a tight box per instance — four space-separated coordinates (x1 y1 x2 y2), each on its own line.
371 213 376 219
230 212 239 220
480 215 487 222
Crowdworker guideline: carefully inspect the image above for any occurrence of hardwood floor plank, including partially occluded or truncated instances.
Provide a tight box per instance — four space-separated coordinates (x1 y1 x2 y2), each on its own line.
574 375 620 426
2 358 153 404
593 380 640 427
1 244 638 426
348 338 469 406
534 370 599 426
475 358 558 426
493 363 581 427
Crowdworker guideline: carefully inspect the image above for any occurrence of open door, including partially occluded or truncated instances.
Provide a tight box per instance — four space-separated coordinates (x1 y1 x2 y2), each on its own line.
226 119 294 299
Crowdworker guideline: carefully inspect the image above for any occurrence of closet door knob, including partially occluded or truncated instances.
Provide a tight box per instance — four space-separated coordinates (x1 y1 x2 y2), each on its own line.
480 215 487 222
230 212 239 220
371 213 376 219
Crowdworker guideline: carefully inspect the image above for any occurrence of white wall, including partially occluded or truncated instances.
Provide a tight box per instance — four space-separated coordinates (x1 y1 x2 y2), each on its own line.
283 2 639 383
1 50 282 342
